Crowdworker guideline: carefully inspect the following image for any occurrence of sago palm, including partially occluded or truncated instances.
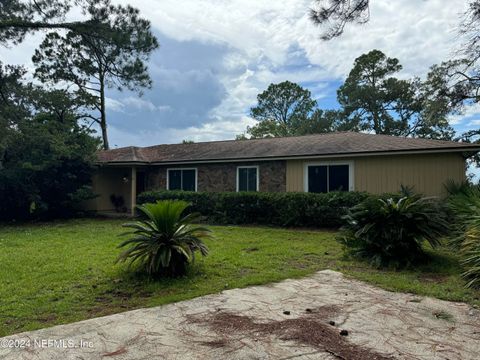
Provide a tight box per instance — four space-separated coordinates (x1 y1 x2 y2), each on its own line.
339 195 449 267
117 200 211 277
462 221 480 288
448 186 480 288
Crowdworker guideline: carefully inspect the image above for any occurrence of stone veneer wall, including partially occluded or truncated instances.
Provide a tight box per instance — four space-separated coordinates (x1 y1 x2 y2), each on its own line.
146 167 167 190
145 160 286 192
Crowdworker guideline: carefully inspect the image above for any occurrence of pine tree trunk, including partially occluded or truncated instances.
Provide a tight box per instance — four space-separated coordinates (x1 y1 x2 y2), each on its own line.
99 75 109 150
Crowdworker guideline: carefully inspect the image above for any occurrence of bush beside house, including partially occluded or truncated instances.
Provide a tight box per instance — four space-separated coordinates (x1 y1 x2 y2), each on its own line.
338 195 450 268
448 185 480 288
0 113 99 220
138 190 370 228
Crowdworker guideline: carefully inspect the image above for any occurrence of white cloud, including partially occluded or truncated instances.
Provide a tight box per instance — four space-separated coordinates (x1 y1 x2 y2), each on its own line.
122 97 172 112
450 103 480 126
305 0 468 78
108 116 256 147
0 32 43 69
169 116 257 142
120 0 466 78
105 97 125 112
468 119 480 126
106 96 171 114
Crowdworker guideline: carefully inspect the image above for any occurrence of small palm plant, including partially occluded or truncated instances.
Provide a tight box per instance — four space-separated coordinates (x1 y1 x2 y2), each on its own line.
117 200 211 277
448 186 480 288
461 224 480 288
339 195 449 268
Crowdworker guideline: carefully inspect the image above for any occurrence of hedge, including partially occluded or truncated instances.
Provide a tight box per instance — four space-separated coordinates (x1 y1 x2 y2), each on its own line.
137 190 370 228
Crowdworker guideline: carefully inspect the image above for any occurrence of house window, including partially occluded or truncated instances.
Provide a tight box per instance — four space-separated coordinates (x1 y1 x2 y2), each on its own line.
237 166 259 192
305 162 353 193
167 168 197 191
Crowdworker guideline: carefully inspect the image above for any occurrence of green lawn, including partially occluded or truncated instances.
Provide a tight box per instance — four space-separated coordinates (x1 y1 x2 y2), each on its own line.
0 218 478 337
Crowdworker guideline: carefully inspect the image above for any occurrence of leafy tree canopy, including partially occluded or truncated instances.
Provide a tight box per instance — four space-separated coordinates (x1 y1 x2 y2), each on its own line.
249 81 316 137
1 112 99 219
1 0 115 45
242 81 349 138
338 50 454 139
0 62 100 220
241 51 454 141
0 62 33 166
294 109 353 135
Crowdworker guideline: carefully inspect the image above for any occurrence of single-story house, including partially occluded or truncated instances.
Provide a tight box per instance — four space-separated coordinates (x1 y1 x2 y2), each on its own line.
84 132 480 215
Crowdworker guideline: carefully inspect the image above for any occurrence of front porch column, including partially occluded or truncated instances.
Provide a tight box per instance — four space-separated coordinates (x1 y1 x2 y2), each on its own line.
130 166 137 216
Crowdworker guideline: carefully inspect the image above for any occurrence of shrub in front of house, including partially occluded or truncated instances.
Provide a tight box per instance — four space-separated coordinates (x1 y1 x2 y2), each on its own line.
137 190 370 228
338 195 450 268
448 186 480 288
117 200 211 277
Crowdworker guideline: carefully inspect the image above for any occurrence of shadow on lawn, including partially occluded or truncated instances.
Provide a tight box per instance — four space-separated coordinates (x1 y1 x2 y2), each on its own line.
94 262 209 300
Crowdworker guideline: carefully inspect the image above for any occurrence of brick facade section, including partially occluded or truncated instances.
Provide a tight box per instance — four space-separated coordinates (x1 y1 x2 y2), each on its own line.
145 161 286 192
146 167 166 190
197 163 236 192
258 161 286 192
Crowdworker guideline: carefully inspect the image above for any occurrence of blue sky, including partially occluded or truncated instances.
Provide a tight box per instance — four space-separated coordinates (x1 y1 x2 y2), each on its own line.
1 0 478 148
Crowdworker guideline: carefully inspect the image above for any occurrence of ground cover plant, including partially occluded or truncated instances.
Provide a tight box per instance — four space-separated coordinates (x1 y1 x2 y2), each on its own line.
0 218 478 337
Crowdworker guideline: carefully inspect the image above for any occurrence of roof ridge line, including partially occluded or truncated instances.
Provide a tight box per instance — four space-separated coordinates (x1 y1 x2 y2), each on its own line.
136 131 358 150
104 132 467 153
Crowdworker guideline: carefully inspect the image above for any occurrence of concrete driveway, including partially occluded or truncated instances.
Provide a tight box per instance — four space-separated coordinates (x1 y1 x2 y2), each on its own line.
1 270 479 360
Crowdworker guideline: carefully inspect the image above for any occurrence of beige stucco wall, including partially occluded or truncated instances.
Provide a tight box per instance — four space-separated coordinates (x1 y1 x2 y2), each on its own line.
82 167 133 212
286 153 466 196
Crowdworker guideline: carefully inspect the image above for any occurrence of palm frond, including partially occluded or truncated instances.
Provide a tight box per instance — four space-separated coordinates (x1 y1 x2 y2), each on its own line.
339 194 449 267
116 200 211 277
448 185 480 288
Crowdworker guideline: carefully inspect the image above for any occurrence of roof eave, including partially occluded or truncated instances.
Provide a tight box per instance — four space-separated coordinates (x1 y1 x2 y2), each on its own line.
96 146 480 166
95 161 148 166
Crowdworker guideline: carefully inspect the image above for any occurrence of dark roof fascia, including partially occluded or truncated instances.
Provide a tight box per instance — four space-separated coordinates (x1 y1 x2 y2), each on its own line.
95 161 148 166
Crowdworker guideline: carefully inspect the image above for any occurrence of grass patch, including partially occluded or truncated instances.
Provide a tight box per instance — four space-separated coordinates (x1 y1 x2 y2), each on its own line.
0 218 478 336
432 310 454 321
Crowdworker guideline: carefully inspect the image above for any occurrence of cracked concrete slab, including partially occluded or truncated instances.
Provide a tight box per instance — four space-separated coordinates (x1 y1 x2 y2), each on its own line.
1 270 479 359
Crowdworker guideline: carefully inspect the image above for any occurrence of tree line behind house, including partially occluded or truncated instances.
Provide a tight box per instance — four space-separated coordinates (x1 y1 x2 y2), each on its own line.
236 50 455 141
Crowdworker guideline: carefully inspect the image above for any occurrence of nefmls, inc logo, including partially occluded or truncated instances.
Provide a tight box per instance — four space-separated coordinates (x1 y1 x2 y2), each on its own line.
34 339 76 348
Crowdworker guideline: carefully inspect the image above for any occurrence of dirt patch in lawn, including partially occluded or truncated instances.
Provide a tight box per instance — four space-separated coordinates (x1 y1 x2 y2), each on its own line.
189 305 394 360
418 273 449 283
36 314 57 323
102 289 133 300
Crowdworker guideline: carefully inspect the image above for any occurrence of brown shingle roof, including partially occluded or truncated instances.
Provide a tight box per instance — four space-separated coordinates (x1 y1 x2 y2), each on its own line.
97 132 480 164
